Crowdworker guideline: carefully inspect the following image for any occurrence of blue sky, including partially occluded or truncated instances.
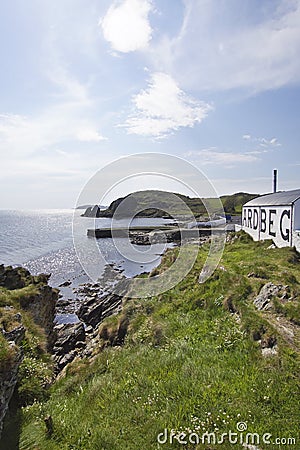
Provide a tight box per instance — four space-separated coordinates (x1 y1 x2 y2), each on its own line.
0 0 300 208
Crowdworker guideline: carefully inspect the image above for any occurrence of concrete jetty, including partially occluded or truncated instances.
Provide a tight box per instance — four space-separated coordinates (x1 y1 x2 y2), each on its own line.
87 225 175 238
86 225 225 240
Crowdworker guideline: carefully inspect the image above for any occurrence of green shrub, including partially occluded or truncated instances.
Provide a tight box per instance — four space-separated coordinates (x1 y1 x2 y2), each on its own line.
18 357 52 406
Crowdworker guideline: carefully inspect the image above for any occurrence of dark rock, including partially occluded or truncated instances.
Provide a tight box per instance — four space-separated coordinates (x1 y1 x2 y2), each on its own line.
84 325 94 334
248 272 260 278
261 335 277 349
0 265 58 351
130 233 150 245
75 341 86 349
82 205 101 217
44 415 53 436
19 284 58 351
0 266 51 290
77 300 103 328
55 351 77 372
58 280 72 287
53 322 85 357
2 325 25 345
56 299 72 308
223 296 237 314
33 273 51 284
0 265 29 290
77 293 123 329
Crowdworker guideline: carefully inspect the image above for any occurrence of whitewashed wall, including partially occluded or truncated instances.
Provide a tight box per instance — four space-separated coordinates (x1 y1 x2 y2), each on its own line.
242 207 260 241
293 198 300 231
292 231 300 252
242 205 292 248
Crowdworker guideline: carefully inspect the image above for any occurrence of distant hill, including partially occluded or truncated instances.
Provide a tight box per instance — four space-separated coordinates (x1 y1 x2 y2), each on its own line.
76 204 93 210
220 192 259 214
76 204 107 210
81 190 259 218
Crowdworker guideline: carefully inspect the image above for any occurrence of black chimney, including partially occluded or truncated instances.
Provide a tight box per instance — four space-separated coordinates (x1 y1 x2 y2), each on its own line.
273 169 278 193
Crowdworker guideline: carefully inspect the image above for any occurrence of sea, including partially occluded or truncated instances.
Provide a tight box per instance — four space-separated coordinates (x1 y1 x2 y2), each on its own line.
0 209 173 322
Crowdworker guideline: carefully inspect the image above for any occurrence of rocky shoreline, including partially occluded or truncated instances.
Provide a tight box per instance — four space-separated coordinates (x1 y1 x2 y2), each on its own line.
0 264 128 434
52 232 211 373
0 230 212 435
52 265 128 373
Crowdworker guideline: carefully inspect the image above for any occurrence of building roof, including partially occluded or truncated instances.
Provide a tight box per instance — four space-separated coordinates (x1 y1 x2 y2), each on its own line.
244 189 300 207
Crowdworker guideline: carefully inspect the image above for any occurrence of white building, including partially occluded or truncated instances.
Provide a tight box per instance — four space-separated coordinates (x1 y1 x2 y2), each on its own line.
242 189 300 252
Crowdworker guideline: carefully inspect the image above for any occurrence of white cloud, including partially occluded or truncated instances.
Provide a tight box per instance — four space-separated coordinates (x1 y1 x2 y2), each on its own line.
122 72 212 138
47 66 91 104
76 127 107 142
185 148 259 166
258 137 281 147
101 0 153 53
0 110 106 158
0 62 108 159
243 134 281 147
151 0 300 93
0 113 45 157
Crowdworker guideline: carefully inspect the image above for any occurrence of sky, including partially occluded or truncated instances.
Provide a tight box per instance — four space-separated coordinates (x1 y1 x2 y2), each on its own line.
0 0 300 208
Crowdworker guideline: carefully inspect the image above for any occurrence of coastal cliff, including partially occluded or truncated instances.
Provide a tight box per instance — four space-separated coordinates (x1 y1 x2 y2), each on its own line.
0 265 58 437
0 327 23 438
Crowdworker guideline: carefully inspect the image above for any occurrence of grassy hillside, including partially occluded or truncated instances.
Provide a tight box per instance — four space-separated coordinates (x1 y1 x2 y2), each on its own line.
221 192 259 214
20 233 300 449
90 190 258 219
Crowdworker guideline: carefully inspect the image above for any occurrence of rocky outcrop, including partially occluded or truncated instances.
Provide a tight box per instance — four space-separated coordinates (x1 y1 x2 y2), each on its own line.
52 323 86 372
77 293 123 329
130 228 206 246
81 205 101 217
19 284 58 350
0 265 32 290
0 265 58 350
58 280 72 287
253 283 291 311
52 274 129 370
0 265 58 435
2 325 25 345
52 292 124 373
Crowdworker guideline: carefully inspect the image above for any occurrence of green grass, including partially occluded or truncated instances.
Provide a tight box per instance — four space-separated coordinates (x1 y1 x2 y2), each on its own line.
0 333 17 373
0 283 53 408
0 284 39 307
19 233 300 449
221 192 259 214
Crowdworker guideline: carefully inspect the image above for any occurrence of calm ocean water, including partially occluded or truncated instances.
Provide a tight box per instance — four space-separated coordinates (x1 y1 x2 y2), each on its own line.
0 209 171 287
0 209 173 323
